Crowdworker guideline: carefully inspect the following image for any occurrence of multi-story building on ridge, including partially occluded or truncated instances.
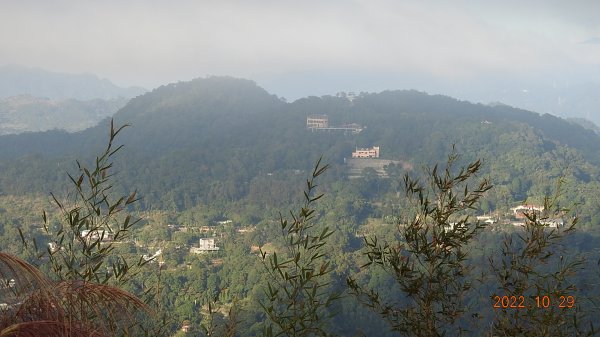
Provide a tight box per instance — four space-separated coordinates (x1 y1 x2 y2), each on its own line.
307 114 363 133
352 146 380 158
306 115 329 129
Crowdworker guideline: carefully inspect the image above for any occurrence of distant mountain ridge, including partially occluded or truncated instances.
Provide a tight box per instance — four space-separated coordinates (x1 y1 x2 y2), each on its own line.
0 65 146 100
0 94 128 135
2 76 599 165
455 81 600 126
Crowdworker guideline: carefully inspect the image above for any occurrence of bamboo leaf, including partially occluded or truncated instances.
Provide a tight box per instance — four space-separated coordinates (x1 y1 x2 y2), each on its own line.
125 190 138 205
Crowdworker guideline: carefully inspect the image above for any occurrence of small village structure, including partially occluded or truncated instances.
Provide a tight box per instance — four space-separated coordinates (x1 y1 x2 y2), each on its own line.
476 215 497 224
80 229 114 243
190 237 220 254
142 249 163 262
510 205 544 219
477 205 565 229
539 218 565 228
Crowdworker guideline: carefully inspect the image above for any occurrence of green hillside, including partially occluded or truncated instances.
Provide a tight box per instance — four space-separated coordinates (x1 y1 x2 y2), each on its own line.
1 76 599 335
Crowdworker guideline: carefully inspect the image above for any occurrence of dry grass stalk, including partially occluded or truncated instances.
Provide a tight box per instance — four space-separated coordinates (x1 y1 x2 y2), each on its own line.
0 252 150 337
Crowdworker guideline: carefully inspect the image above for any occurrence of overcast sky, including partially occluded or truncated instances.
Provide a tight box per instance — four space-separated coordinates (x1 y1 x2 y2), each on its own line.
1 0 599 100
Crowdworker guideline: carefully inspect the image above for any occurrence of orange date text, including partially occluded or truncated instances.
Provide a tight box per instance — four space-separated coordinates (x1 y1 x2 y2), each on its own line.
492 295 575 309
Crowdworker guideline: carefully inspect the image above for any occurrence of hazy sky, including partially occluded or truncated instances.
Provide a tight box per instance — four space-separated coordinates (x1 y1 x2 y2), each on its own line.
1 0 599 99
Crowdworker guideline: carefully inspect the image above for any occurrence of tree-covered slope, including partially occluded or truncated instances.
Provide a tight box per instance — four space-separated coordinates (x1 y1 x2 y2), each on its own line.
0 76 599 226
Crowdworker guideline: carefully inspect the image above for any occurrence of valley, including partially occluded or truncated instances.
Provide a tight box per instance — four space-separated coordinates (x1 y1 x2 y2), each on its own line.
0 77 599 335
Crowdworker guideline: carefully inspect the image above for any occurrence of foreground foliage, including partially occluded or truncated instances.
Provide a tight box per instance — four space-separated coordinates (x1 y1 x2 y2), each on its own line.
0 252 149 337
489 181 596 336
348 151 492 336
29 120 143 285
261 158 341 337
11 120 164 336
1 113 599 336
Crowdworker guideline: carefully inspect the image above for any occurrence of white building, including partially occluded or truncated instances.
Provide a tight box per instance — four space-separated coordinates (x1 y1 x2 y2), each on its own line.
510 205 544 219
190 238 220 254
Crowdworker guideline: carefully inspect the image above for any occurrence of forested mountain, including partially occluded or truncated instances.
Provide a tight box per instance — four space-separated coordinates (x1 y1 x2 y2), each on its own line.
1 76 600 225
0 65 145 100
0 95 128 134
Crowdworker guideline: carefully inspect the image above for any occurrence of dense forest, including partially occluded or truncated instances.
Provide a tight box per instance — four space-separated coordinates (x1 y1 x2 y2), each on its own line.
1 77 599 336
